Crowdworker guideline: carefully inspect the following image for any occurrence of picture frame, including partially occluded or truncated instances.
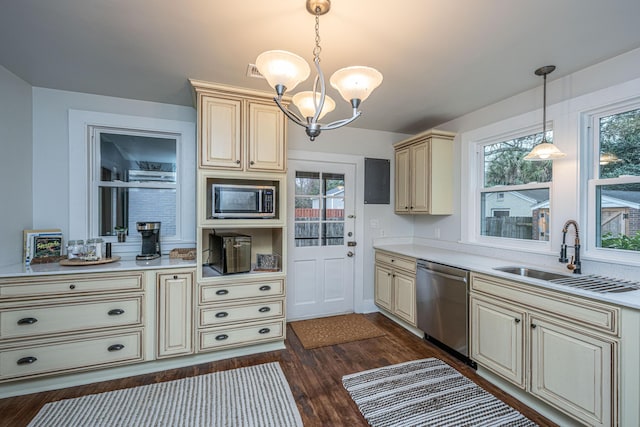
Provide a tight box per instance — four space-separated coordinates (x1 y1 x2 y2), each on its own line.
23 229 63 265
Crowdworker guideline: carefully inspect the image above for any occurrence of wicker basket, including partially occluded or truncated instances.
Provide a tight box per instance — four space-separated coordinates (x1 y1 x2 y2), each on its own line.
169 248 196 260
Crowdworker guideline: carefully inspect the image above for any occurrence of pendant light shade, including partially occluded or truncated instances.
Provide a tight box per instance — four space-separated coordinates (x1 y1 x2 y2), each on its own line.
255 50 310 95
329 66 383 105
524 65 566 161
292 91 336 120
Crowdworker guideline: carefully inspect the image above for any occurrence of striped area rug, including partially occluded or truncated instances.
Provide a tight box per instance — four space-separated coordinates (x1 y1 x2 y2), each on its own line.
28 362 303 427
343 358 537 427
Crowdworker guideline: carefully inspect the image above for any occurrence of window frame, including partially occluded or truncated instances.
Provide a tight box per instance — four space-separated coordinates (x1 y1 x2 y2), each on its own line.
68 110 196 254
584 99 640 260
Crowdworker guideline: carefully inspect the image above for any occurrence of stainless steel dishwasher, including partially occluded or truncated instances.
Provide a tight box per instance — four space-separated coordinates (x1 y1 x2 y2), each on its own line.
416 260 474 367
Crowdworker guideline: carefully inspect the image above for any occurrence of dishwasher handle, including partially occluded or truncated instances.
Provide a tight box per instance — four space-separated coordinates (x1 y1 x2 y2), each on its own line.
418 267 468 284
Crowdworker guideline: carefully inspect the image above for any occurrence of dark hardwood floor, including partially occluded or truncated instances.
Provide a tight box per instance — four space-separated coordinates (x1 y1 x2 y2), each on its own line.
0 313 557 426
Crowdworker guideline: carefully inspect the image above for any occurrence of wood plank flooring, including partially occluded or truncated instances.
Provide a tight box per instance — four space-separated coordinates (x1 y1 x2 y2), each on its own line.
0 313 557 427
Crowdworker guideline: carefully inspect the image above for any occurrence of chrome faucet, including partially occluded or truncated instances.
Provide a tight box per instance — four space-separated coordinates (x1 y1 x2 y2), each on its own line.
559 220 581 274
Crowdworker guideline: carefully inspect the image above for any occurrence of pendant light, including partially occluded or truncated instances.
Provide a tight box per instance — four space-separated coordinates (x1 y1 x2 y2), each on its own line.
524 65 566 161
255 0 383 141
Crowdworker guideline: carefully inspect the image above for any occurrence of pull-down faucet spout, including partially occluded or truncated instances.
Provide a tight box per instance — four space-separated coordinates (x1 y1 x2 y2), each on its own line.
560 220 581 274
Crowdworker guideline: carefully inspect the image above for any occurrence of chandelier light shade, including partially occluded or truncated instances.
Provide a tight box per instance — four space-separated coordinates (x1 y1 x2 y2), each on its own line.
524 65 566 161
254 0 383 141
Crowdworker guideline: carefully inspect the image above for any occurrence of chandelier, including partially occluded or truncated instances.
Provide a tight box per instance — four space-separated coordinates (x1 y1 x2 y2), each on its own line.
255 0 383 141
524 65 566 161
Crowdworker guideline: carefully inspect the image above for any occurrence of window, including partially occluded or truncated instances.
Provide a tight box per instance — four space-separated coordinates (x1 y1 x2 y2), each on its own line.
91 127 178 239
589 105 640 253
478 131 552 242
294 171 345 247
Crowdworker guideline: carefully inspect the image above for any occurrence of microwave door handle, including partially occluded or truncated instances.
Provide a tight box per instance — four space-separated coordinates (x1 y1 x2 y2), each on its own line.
258 190 263 213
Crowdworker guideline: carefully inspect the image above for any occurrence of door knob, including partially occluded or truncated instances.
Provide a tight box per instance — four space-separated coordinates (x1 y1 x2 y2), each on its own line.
347 251 354 257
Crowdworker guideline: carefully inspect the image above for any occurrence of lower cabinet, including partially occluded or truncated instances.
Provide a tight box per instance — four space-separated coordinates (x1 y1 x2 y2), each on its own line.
374 250 416 326
470 273 619 427
156 271 193 358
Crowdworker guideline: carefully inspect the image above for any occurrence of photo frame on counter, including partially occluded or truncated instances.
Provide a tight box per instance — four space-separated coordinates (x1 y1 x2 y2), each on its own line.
23 229 63 265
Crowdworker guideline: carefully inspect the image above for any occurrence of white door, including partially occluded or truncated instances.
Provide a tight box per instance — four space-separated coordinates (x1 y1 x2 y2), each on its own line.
287 160 356 320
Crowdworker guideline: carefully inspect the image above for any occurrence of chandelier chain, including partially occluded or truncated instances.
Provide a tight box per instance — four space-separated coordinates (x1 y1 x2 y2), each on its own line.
313 11 322 62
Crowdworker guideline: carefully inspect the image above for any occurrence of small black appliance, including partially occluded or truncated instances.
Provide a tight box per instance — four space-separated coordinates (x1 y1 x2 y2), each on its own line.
136 222 161 260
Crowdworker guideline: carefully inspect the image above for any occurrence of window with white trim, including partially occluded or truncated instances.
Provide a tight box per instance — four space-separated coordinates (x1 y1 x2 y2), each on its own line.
587 103 640 253
478 131 552 242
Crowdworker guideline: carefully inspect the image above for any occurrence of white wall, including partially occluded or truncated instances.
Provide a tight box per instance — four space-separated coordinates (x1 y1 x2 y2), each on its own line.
32 87 196 243
0 66 32 267
413 47 640 276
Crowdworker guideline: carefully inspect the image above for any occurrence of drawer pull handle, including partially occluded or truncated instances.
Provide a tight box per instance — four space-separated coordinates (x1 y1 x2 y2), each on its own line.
17 356 37 365
108 344 125 352
215 334 229 341
173 275 178 280
17 317 38 325
259 285 271 291
216 289 229 295
69 284 76 290
258 328 271 334
258 307 271 313
215 312 229 318
108 309 125 316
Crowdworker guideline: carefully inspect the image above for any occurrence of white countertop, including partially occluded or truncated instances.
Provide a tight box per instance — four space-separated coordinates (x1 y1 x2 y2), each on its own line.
374 243 640 310
0 256 196 278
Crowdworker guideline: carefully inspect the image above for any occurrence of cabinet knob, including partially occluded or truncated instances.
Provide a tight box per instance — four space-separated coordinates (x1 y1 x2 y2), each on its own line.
235 160 241 164
17 317 38 325
216 289 229 295
531 324 537 329
108 344 125 352
258 307 271 313
173 275 178 280
215 334 229 341
250 161 255 165
215 312 229 318
69 284 76 290
17 356 37 365
258 328 270 334
514 318 521 323
259 285 271 291
108 309 125 316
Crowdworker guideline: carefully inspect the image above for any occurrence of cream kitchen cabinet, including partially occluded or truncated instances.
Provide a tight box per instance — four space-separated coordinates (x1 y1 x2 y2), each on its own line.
156 270 193 358
470 272 619 427
393 129 455 215
191 80 287 172
374 250 417 326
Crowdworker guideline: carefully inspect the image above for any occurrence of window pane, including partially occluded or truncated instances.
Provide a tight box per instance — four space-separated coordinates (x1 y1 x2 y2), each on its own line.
295 197 321 221
98 187 176 237
480 189 550 241
323 222 344 246
324 197 344 221
597 183 640 251
483 132 552 187
295 223 319 247
295 171 320 195
599 108 640 178
100 133 176 183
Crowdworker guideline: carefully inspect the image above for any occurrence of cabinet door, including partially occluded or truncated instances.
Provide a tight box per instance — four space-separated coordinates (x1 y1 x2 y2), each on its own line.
470 296 525 388
393 271 416 326
410 140 429 213
530 316 615 427
157 272 193 358
247 101 286 171
374 264 393 311
200 95 242 169
394 147 411 213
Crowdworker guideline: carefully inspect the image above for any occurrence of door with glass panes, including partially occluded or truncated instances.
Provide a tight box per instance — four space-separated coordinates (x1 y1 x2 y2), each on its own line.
287 161 355 319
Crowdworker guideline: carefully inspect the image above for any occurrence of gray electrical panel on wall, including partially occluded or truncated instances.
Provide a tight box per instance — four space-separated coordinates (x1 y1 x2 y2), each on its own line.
364 158 390 204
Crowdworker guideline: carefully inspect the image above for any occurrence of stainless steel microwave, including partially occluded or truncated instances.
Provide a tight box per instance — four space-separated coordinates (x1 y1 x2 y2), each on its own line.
212 184 276 219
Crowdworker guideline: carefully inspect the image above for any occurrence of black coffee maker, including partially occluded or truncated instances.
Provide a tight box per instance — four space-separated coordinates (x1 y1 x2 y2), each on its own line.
136 222 161 260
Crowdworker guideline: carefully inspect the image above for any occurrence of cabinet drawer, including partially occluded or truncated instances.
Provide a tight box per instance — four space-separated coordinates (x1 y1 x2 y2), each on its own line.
1 296 143 340
198 320 284 351
199 300 284 327
375 251 416 273
0 330 143 381
199 280 284 304
0 273 144 299
471 273 619 335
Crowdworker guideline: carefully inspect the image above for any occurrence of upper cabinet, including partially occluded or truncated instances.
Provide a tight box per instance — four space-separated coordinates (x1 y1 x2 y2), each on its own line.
192 80 288 172
393 129 455 215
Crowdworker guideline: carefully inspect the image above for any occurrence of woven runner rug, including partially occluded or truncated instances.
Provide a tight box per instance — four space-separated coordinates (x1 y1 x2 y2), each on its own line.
290 313 385 349
28 362 303 427
343 358 538 427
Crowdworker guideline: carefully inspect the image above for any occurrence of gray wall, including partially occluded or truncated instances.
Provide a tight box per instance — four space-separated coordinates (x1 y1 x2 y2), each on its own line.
0 66 32 267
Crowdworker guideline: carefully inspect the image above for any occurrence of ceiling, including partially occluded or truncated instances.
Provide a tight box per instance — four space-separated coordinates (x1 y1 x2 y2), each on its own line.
2 0 640 135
